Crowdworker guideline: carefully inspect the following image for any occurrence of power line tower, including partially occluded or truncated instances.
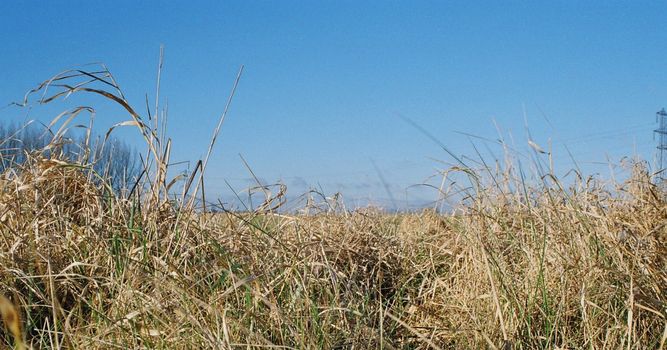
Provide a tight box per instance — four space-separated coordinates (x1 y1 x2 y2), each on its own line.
655 108 667 174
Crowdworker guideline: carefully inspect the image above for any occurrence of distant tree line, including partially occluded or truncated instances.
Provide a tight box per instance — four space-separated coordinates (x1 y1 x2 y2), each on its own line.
0 122 141 192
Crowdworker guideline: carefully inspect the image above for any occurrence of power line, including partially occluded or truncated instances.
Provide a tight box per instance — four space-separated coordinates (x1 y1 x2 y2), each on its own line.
561 124 653 144
654 108 667 173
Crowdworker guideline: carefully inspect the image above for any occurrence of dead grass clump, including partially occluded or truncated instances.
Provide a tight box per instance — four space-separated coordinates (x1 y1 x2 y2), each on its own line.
0 154 117 347
0 65 665 349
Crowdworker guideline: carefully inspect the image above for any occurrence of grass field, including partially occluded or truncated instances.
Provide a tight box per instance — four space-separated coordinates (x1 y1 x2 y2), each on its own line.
0 68 665 349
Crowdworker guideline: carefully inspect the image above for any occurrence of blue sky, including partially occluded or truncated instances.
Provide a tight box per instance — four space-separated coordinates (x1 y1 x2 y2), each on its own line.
1 1 666 210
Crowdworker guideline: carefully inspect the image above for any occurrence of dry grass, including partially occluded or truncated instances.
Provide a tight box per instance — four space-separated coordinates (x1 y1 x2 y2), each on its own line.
0 66 666 349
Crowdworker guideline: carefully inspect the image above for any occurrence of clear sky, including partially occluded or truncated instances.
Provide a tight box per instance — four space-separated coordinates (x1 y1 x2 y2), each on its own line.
1 1 666 210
